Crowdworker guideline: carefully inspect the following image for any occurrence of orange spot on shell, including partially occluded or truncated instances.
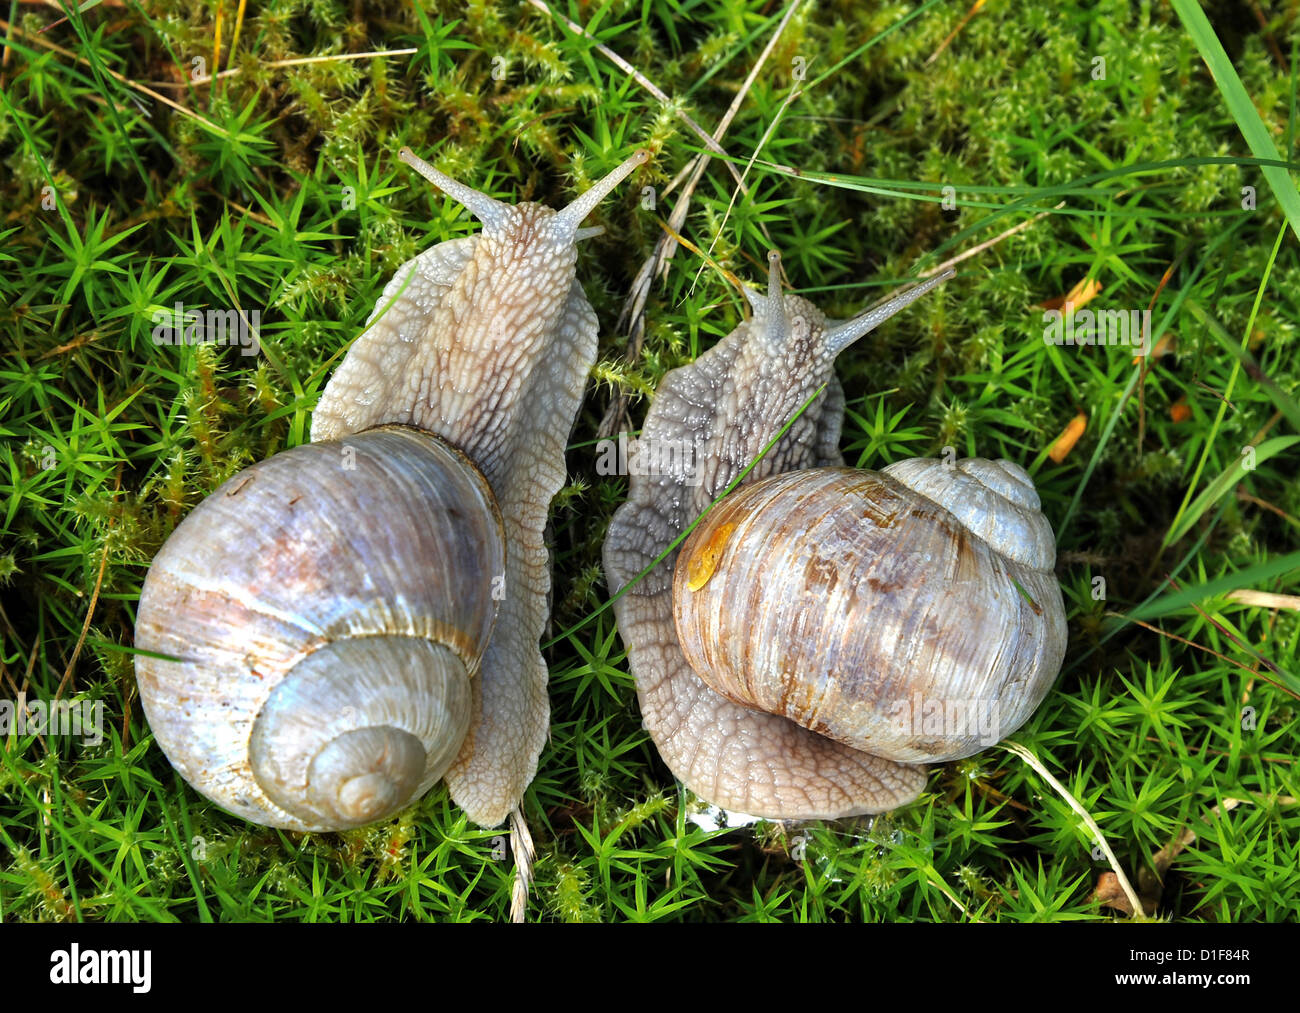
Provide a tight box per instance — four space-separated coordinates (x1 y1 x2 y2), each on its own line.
685 522 736 591
1170 398 1192 423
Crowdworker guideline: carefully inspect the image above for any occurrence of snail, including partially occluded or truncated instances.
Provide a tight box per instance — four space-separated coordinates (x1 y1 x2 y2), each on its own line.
135 145 650 832
602 251 1067 820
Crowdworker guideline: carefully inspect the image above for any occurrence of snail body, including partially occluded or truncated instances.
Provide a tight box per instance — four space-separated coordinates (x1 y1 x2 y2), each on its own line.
603 252 1066 820
136 146 649 831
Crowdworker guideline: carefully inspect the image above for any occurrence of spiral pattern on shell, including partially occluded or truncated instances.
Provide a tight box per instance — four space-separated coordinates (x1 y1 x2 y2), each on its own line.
134 426 505 831
880 457 1054 569
672 460 1067 764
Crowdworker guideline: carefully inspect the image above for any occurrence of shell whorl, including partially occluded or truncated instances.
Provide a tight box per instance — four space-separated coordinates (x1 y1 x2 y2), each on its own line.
134 426 505 831
248 637 472 828
881 457 1056 570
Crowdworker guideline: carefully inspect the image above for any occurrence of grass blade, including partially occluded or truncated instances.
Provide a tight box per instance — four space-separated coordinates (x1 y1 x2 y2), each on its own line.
1172 0 1300 243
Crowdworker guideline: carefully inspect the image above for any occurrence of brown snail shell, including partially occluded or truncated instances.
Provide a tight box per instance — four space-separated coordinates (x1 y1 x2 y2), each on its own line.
672 460 1066 765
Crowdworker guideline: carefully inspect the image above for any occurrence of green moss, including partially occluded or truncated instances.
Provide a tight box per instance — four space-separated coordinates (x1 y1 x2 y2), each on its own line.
0 0 1297 922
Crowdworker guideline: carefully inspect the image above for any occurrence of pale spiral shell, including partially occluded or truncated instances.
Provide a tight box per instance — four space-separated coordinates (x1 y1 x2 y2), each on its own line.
134 426 505 831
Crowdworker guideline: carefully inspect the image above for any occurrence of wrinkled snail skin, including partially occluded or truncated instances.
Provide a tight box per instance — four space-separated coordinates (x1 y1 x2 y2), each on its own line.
604 252 959 820
136 148 650 832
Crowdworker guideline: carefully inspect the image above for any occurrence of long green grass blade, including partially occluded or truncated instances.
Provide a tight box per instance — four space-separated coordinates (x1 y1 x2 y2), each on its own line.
1172 0 1300 243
